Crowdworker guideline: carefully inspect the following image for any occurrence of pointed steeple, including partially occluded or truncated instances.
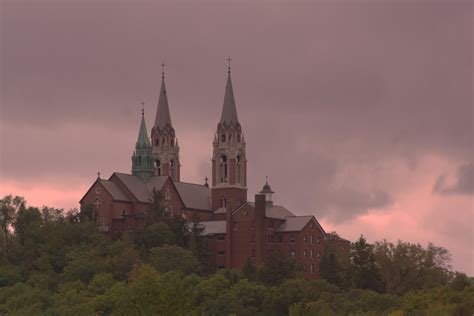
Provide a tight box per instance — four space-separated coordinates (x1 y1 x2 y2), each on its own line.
154 69 172 130
136 106 151 148
132 105 154 181
219 69 239 126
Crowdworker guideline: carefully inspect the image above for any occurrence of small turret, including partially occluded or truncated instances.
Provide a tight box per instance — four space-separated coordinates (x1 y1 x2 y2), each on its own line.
259 178 275 207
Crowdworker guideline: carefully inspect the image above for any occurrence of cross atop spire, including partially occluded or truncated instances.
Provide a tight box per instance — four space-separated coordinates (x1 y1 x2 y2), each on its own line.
154 69 173 129
219 61 239 126
141 101 145 116
161 61 165 79
227 56 232 74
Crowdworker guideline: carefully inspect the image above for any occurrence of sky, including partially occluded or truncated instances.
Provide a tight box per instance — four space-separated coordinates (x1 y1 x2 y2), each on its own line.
1 0 472 274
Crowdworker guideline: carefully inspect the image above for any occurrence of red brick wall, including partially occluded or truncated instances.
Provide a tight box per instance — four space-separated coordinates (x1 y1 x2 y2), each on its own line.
211 187 247 211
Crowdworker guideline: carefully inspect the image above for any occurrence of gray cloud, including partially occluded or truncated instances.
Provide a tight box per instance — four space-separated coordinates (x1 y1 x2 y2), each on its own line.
433 163 474 195
0 1 472 223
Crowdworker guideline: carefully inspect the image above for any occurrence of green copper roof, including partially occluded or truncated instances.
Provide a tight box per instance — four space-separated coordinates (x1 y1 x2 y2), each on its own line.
136 111 150 148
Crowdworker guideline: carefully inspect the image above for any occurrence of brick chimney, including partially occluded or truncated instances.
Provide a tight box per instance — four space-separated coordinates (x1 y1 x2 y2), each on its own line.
254 194 266 265
225 207 233 268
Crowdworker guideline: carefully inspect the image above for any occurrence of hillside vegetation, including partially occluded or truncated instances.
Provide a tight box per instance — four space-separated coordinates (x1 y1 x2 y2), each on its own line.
0 194 472 315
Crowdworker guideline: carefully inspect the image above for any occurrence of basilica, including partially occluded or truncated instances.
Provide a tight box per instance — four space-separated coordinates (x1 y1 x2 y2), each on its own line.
80 65 349 279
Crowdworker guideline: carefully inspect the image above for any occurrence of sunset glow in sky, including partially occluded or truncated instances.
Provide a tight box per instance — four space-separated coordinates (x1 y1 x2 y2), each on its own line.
1 1 472 274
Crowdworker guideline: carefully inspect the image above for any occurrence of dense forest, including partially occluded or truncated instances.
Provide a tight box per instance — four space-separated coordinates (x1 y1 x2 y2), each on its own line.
0 194 472 315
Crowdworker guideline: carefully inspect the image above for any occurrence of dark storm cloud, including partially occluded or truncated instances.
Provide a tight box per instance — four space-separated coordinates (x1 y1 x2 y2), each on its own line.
433 163 474 195
1 0 472 223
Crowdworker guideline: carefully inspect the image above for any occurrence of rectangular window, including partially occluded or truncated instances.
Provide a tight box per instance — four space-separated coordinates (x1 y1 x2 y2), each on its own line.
233 222 238 230
252 235 256 243
304 235 307 243
317 237 321 244
217 235 225 241
267 235 274 243
252 249 256 258
268 221 274 228
304 249 307 257
310 249 314 258
290 234 295 243
310 235 314 244
278 234 283 243
290 250 296 257
218 250 225 256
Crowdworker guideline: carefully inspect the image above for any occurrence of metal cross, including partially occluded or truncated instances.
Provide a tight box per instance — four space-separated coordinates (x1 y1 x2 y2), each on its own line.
161 61 165 78
141 102 145 115
227 56 232 73
97 171 101 179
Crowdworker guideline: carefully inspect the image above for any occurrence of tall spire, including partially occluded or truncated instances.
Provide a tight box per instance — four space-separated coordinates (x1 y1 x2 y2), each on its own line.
154 63 172 130
220 59 239 125
137 102 150 147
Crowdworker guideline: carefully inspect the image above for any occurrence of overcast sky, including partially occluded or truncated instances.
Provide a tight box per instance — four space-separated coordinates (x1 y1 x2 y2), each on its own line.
1 0 472 274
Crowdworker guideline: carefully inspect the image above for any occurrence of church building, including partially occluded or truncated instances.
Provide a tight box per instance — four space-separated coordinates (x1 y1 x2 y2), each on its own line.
80 64 349 279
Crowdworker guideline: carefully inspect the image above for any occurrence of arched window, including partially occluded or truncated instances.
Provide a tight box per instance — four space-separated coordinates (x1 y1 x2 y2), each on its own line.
237 133 241 142
236 155 241 184
170 159 175 178
229 132 233 142
221 133 226 142
155 160 161 175
155 138 160 146
137 156 142 165
220 155 228 182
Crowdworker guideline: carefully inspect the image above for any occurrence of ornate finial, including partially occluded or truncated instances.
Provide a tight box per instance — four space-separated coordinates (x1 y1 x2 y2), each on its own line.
204 176 209 188
161 60 165 79
141 102 145 116
265 175 268 184
227 56 232 74
97 171 101 179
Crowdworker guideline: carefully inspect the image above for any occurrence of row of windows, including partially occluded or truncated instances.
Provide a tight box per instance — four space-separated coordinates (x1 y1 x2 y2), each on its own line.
218 154 244 184
220 132 242 143
154 137 175 147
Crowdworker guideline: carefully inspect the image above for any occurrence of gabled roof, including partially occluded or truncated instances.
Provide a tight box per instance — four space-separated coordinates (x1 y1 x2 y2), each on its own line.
99 180 131 202
200 221 226 235
219 72 239 125
276 216 313 232
247 202 295 219
174 181 211 211
112 173 168 202
154 78 172 129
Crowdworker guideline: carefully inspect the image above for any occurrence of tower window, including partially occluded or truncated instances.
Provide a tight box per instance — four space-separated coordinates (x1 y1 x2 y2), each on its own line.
155 160 161 175
220 155 228 183
137 156 142 165
237 134 241 142
221 134 226 142
155 138 160 146
220 198 227 208
236 155 242 184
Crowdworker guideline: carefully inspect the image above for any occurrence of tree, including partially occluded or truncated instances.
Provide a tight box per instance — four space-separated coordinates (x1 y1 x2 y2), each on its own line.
375 240 451 294
258 252 302 286
0 195 25 255
320 248 343 286
149 245 202 275
145 188 168 225
349 235 384 292
188 214 210 273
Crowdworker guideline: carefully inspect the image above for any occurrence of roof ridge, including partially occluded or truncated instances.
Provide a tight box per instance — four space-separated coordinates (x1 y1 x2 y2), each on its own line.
174 180 208 188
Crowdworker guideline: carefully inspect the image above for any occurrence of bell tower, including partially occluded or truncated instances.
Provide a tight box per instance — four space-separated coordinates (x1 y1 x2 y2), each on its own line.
211 59 247 211
150 64 181 181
